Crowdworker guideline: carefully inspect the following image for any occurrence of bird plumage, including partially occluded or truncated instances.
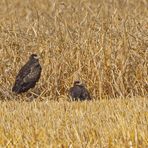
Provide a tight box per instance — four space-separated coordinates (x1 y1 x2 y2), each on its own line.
12 54 42 93
69 81 91 101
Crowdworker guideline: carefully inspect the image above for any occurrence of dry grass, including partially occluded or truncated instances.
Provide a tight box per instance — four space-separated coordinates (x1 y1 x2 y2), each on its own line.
0 98 148 147
0 0 148 147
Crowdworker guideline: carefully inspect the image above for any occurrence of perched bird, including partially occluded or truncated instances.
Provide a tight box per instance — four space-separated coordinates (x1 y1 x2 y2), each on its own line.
69 81 91 101
12 54 42 94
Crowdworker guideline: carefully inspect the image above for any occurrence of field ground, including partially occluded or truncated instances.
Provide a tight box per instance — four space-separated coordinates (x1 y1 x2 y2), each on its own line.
0 97 148 147
0 0 148 147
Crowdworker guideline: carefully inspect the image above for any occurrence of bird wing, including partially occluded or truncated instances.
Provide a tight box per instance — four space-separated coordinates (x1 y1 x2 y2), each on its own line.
23 63 41 84
15 62 41 86
81 86 91 99
15 61 32 82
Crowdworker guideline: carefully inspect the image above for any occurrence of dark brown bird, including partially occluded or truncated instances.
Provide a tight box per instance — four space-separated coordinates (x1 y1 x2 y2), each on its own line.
69 81 91 101
12 54 42 94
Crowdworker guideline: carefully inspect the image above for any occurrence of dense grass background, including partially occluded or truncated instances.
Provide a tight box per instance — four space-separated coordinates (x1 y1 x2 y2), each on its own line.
0 98 147 147
0 0 147 100
0 0 147 147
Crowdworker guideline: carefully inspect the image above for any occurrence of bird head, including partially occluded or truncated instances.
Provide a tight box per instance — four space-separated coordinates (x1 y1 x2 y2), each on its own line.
30 54 39 60
73 81 83 86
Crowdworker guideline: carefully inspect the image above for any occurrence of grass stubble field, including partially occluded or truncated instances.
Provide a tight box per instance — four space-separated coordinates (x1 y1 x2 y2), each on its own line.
0 0 148 147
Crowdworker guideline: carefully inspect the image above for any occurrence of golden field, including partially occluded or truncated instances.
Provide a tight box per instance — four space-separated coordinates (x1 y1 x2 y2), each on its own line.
0 98 147 147
0 0 147 147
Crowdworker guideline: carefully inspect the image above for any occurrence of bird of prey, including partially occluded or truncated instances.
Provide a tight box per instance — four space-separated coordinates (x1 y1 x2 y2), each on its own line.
69 81 91 101
12 54 42 94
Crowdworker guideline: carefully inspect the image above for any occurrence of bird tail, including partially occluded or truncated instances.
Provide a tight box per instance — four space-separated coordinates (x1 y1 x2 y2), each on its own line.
12 84 21 93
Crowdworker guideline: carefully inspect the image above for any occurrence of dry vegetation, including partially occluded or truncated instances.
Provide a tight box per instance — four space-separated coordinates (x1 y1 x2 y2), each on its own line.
0 0 148 147
0 98 148 147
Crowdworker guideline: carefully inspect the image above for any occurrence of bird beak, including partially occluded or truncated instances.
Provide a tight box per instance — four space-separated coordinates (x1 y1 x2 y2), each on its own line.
79 82 83 85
